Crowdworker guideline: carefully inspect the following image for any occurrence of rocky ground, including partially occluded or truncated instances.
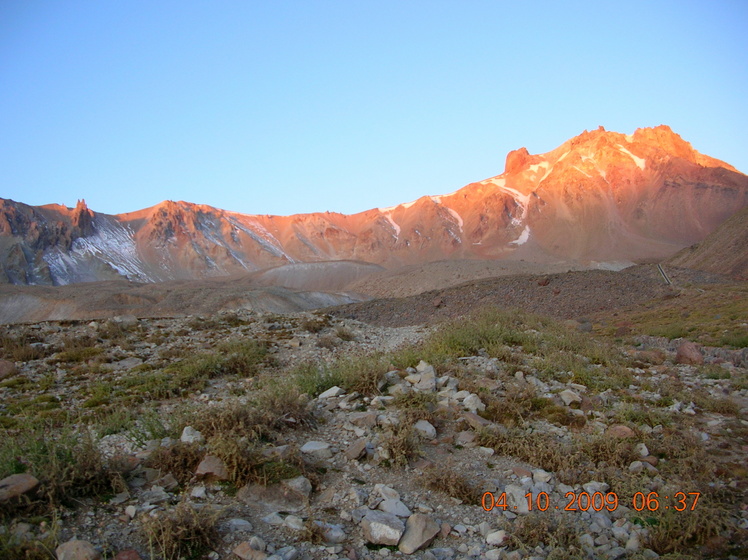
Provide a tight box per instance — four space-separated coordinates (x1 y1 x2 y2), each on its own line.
0 270 747 560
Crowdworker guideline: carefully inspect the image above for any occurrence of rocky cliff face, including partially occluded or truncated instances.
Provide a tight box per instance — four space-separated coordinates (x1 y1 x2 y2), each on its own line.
2 125 746 285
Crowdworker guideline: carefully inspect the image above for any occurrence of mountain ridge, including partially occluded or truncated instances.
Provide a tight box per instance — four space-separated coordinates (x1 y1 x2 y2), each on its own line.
2 125 746 285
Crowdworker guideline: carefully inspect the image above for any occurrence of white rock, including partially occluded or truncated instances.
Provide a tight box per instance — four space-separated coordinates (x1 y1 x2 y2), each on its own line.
374 484 400 501
505 484 530 514
125 505 137 519
463 394 486 414
300 441 332 460
486 530 507 545
361 510 405 546
582 481 609 494
485 550 502 560
378 498 412 517
559 389 582 406
319 386 344 399
634 443 649 457
414 420 437 439
190 486 207 499
532 469 552 484
180 426 204 444
283 515 305 531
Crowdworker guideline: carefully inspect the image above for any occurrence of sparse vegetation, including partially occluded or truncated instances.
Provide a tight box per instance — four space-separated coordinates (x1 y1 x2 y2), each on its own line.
142 501 218 560
419 465 482 505
0 292 743 558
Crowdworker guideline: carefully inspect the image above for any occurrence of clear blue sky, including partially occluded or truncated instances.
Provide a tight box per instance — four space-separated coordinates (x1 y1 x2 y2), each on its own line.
1 1 746 216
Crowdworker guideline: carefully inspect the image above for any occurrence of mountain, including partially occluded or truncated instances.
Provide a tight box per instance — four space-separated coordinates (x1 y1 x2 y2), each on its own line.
667 206 748 279
2 125 746 286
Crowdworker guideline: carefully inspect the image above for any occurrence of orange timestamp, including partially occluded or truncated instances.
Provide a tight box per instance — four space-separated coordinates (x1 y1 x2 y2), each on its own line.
482 491 701 513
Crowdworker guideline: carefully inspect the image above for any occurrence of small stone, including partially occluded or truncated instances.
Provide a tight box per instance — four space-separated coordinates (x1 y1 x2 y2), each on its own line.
398 513 440 554
300 441 333 460
414 420 437 439
463 394 486 414
345 438 369 460
249 536 266 551
378 498 412 517
462 412 491 430
374 484 401 501
125 505 137 519
227 518 254 532
582 481 610 494
485 550 502 560
0 473 39 502
180 426 205 444
319 386 345 399
629 461 645 474
56 540 101 560
486 530 507 545
606 425 635 439
505 484 530 514
195 455 229 480
532 469 552 484
153 473 179 491
191 486 207 499
281 476 312 499
283 515 305 531
361 510 405 546
559 389 582 406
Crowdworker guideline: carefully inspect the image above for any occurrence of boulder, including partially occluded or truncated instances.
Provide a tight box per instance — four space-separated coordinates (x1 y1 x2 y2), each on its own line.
675 341 704 365
361 510 405 546
399 514 440 554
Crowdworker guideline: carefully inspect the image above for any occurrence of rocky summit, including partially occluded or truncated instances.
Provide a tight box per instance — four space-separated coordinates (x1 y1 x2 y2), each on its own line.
0 266 747 559
1 125 747 286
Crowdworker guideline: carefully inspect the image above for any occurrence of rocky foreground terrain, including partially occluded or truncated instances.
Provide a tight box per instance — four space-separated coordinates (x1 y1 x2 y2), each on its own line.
1 268 747 559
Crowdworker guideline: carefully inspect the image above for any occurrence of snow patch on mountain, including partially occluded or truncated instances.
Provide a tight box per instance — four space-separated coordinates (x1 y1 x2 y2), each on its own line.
45 217 152 284
509 225 531 245
616 145 646 170
443 207 464 232
231 218 294 262
381 212 401 238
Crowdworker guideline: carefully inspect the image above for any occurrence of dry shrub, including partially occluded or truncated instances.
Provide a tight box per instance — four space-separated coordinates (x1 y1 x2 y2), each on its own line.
477 428 582 483
380 423 419 467
142 501 218 560
0 427 124 517
209 437 318 488
644 497 734 555
510 513 580 552
188 385 313 442
144 442 203 485
419 465 482 505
